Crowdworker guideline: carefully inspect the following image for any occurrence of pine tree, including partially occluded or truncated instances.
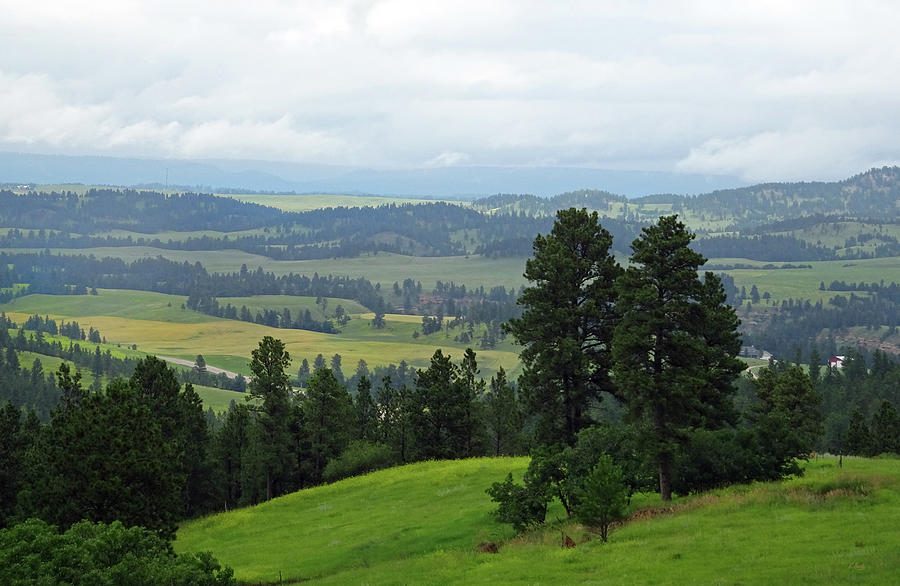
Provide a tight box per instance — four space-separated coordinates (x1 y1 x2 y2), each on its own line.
248 336 295 501
505 208 622 446
485 367 522 456
612 215 743 501
303 368 353 482
870 400 900 455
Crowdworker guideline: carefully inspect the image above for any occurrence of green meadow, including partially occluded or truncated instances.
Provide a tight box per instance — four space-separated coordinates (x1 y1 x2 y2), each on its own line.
715 256 900 304
0 290 523 378
7 241 900 303
176 456 900 585
0 247 530 290
218 295 369 320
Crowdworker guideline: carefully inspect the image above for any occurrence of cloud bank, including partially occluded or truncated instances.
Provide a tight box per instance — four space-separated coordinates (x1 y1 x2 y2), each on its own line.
1 0 898 182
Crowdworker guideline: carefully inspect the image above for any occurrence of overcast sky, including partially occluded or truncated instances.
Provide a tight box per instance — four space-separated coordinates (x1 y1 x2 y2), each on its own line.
1 1 898 182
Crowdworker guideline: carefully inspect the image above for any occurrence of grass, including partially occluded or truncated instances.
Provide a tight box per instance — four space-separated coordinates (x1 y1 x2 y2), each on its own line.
710 256 900 304
0 289 211 323
192 384 246 413
217 193 464 212
175 458 528 583
176 456 900 585
217 295 369 320
0 290 523 378
0 246 529 290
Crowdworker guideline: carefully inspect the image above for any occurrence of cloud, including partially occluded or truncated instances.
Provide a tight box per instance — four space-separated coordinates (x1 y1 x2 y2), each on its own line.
0 0 898 179
423 151 470 167
675 127 892 182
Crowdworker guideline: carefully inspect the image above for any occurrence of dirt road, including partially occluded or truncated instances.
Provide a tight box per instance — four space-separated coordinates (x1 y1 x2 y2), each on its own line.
157 356 245 380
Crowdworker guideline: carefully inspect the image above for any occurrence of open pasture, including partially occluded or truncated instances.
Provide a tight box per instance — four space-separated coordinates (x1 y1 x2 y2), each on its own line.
0 246 529 290
1 290 523 378
710 256 900 304
219 193 461 212
177 456 900 585
219 294 369 320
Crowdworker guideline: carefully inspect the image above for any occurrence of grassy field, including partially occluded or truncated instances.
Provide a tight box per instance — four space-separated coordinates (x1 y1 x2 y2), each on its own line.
176 456 900 584
7 241 900 303
0 290 523 378
218 295 369 320
219 193 463 212
0 247 530 290
713 256 900 304
192 384 245 413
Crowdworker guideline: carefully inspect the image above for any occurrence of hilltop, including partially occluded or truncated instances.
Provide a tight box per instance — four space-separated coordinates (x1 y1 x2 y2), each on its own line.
176 456 900 584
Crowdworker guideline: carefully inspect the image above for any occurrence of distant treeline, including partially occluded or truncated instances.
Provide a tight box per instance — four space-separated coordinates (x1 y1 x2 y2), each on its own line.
742 291 900 359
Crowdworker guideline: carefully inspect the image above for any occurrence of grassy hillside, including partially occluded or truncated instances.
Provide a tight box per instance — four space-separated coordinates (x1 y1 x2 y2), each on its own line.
175 458 529 583
177 456 900 584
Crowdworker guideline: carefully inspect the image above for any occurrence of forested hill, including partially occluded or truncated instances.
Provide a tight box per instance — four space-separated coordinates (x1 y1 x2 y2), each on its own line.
472 166 900 231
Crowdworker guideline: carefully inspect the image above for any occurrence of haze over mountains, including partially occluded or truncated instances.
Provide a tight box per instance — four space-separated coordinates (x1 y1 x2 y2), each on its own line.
0 152 746 198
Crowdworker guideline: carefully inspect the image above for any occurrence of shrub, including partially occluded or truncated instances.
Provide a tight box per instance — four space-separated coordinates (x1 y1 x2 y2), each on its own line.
0 518 234 585
485 473 549 533
323 441 396 483
573 455 629 542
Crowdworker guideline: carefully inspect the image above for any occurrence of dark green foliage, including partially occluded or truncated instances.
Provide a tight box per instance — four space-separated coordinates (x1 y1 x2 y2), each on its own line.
214 402 254 509
303 368 354 483
484 367 523 456
0 518 234 585
322 441 396 484
672 428 770 494
749 365 823 476
0 403 30 528
573 455 628 542
411 349 486 460
871 400 900 454
131 357 215 517
506 208 622 446
353 376 377 442
249 336 295 501
485 472 550 533
845 407 873 456
613 215 744 500
21 377 183 539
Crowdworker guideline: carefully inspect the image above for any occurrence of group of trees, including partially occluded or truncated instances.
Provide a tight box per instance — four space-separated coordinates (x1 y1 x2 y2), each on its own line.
488 210 826 536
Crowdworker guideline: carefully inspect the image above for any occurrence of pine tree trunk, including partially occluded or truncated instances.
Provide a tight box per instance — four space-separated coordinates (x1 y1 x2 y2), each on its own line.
658 458 672 501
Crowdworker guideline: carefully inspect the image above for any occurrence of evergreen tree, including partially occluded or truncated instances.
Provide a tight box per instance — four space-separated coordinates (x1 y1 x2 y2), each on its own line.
808 347 822 386
353 376 377 442
845 407 872 456
330 353 344 384
303 368 353 482
750 365 823 477
484 367 522 456
297 358 310 388
505 208 622 446
870 400 900 454
248 336 295 501
612 215 743 501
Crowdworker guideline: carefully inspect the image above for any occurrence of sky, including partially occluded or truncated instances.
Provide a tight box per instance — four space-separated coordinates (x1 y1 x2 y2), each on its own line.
1 0 898 183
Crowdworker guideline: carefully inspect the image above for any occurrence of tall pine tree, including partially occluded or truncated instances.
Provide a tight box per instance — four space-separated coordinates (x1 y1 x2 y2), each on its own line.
613 215 743 501
505 208 622 446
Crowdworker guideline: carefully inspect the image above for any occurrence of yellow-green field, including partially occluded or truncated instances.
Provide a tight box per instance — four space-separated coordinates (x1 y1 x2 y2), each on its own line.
219 193 465 212
1 290 523 378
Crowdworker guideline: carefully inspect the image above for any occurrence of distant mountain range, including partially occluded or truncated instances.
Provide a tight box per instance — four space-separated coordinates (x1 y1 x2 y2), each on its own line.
0 152 746 198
